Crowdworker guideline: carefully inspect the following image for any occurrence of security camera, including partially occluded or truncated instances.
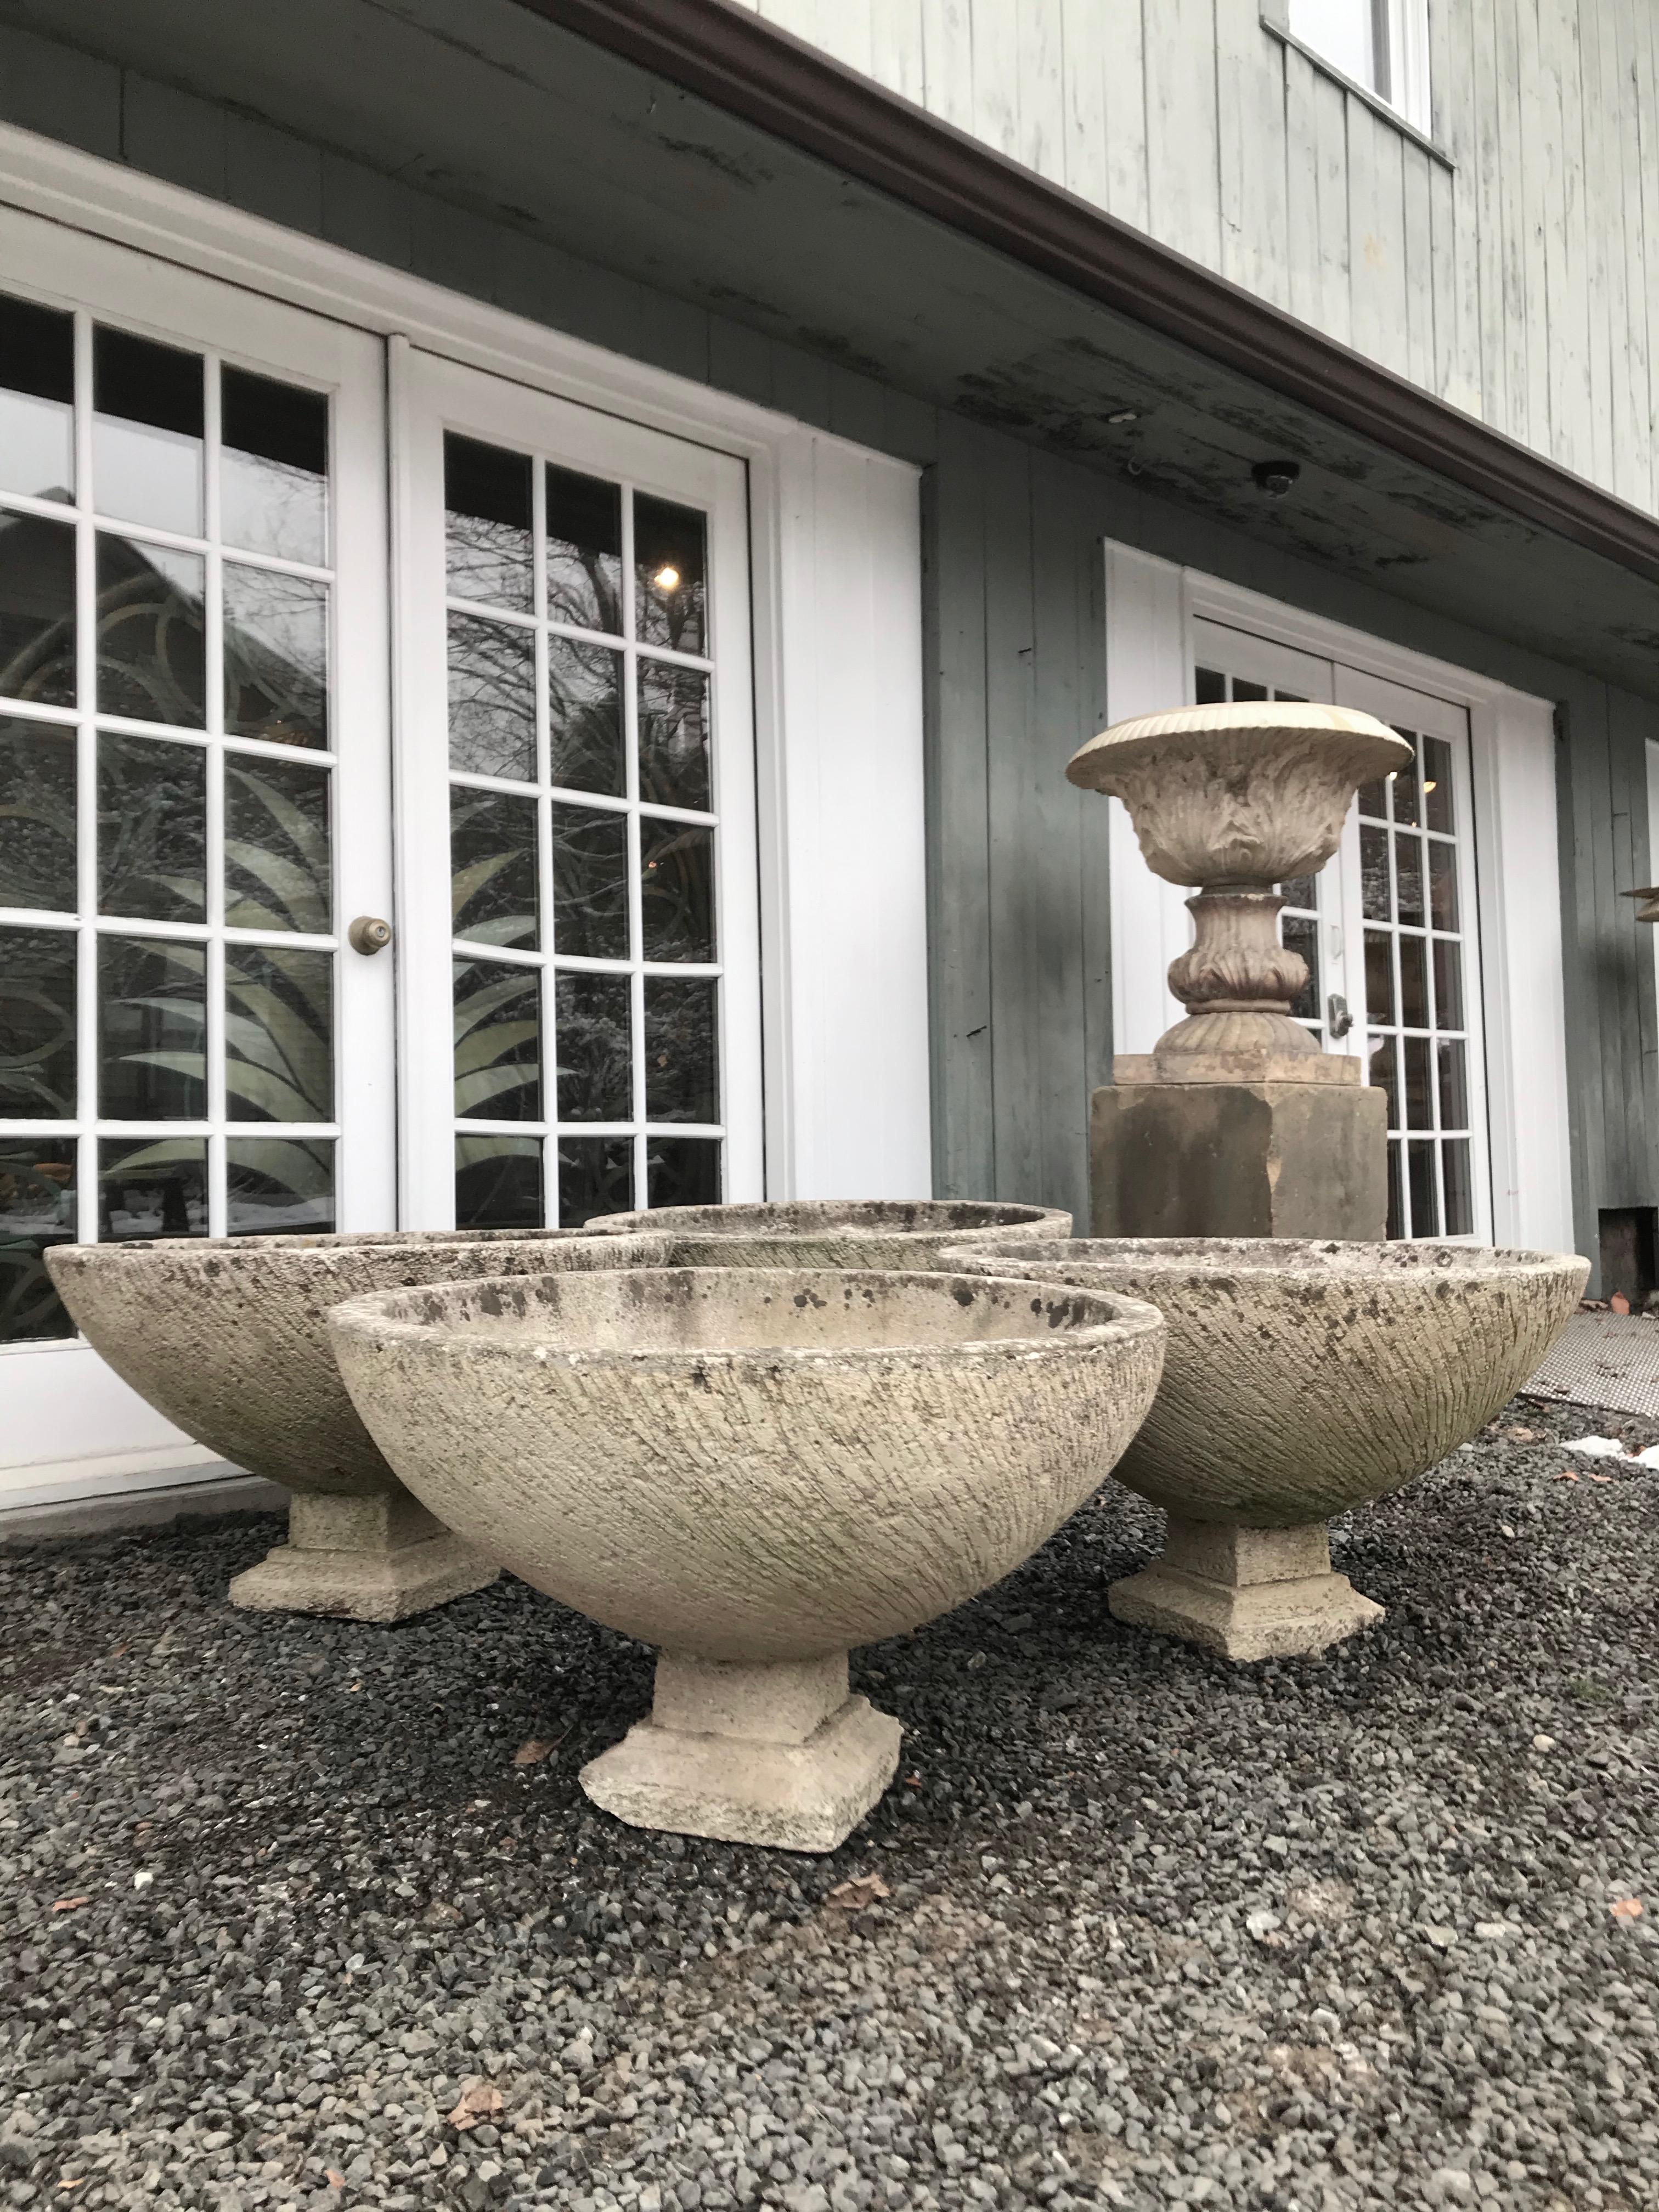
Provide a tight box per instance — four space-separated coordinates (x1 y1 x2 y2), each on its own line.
1251 459 1301 498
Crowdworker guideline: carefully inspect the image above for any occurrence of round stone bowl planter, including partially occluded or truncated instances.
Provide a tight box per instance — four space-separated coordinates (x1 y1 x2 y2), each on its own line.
591 1198 1071 1266
943 1237 1588 1662
329 1265 1165 1851
46 1228 663 1623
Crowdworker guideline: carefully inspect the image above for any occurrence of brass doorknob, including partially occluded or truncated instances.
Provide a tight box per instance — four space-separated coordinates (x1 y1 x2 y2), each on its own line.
348 915 393 955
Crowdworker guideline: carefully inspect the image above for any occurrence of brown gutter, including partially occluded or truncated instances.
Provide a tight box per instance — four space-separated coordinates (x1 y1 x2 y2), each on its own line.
520 0 1659 588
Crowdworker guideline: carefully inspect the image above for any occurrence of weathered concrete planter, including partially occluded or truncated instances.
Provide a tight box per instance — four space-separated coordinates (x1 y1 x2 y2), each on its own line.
329 1265 1164 1850
945 1238 1588 1661
46 1229 659 1623
592 1199 1071 1266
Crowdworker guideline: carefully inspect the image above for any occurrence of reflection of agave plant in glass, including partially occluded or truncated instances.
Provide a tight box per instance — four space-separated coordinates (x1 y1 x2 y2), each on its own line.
225 945 332 1122
453 960 540 1120
0 1152 76 1340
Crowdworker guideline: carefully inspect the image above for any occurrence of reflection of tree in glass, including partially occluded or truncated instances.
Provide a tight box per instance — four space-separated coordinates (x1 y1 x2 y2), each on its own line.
0 721 76 912
95 538 207 726
633 494 706 657
555 972 631 1120
557 1136 633 1224
0 509 76 709
0 1145 76 1344
451 788 538 948
447 612 535 781
548 636 624 795
1 928 76 1116
224 944 332 1121
223 567 327 746
637 660 709 812
644 977 717 1123
640 817 714 962
546 465 622 637
446 504 533 611
453 960 541 1120
225 757 331 935
551 806 629 960
98 734 205 923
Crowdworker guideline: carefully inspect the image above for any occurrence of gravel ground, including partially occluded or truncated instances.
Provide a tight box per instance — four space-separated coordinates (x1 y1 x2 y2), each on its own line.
2 1392 1656 2212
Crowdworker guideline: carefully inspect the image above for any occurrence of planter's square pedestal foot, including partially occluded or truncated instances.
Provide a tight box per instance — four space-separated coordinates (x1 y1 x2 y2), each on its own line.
228 1491 497 1624
1109 1518 1383 1661
581 1652 902 1853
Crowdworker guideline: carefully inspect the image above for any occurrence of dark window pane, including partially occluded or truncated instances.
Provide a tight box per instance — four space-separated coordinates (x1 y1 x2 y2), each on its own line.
1364 930 1395 1026
551 804 629 960
99 936 204 1120
1231 676 1267 703
445 436 532 611
1433 938 1464 1031
1386 1139 1404 1240
546 464 621 635
645 977 718 1123
448 612 535 781
640 816 714 963
1280 911 1319 1022
1 926 75 1116
633 494 706 656
1357 776 1389 820
1394 832 1425 927
92 326 203 536
1398 934 1430 1029
0 1142 76 1342
1407 1138 1440 1236
0 510 76 708
456 1133 543 1229
0 292 74 502
1443 1138 1474 1235
646 1135 720 1210
637 660 710 812
1367 1033 1398 1130
221 368 328 566
98 732 206 923
1427 837 1458 929
1423 735 1455 834
225 944 332 1122
99 1137 207 1239
454 957 541 1121
1403 1034 1433 1130
223 566 328 747
557 1135 633 1226
224 754 331 934
548 635 624 796
452 788 539 950
1390 737 1421 827
1194 667 1226 706
1279 873 1317 911
227 1137 335 1235
95 536 206 727
556 970 632 1120
0 719 76 911
1437 1037 1469 1131
1271 689 1306 704
1359 822 1390 921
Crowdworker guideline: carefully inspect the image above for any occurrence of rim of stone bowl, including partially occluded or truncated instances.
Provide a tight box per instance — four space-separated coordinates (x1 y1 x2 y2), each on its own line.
585 1199 1071 1237
45 1226 658 1263
937 1237 1588 1282
325 1265 1166 1374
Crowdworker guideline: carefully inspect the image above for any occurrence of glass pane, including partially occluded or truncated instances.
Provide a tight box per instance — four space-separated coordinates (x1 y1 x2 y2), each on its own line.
448 612 535 781
221 368 328 566
1289 0 1380 93
1394 833 1425 927
454 957 541 1121
1367 1033 1398 1128
1427 838 1458 929
99 1137 207 1239
1398 933 1429 1028
223 566 328 747
1403 1034 1433 1130
551 804 629 960
224 754 331 934
445 436 532 612
1437 1037 1469 1131
92 327 202 537
1407 1138 1440 1236
637 661 710 813
1231 676 1267 703
644 977 718 1122
555 970 632 1120
1 926 76 1117
1272 689 1307 705
98 732 206 922
227 1137 335 1234
640 817 714 963
0 719 76 911
0 510 76 708
546 464 622 636
451 788 539 950
96 536 206 728
0 1142 76 1342
1423 736 1454 834
1357 776 1389 820
224 944 332 1122
646 1135 720 1209
1443 1138 1474 1235
558 1135 633 1226
1194 667 1226 706
0 293 74 502
1433 938 1464 1031
1359 822 1390 921
1363 930 1395 1026
456 1133 544 1229
1391 738 1421 827
548 636 624 797
1386 1139 1404 1239
1280 912 1319 1022
634 494 707 656
1279 873 1317 911
99 936 205 1120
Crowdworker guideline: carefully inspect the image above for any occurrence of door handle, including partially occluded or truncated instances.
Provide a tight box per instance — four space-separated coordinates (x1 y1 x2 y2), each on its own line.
348 915 394 955
1327 991 1353 1039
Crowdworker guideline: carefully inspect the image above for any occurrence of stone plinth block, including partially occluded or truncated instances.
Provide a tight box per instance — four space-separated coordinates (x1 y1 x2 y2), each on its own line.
1108 1517 1383 1662
227 1491 496 1624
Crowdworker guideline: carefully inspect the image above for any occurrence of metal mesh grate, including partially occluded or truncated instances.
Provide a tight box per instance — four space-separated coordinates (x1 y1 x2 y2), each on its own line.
1525 1311 1659 1419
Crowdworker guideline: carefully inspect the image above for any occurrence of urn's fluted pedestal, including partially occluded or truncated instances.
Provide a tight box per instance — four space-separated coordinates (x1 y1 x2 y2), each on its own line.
1091 1056 1389 1241
228 1492 497 1624
580 1653 902 1853
1107 1517 1383 1662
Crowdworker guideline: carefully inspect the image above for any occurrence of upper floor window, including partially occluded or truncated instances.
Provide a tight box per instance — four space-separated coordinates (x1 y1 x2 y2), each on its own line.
1287 0 1430 134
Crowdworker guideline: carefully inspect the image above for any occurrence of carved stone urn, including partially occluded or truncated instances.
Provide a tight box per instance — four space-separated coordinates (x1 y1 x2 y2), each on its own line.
1066 702 1413 1239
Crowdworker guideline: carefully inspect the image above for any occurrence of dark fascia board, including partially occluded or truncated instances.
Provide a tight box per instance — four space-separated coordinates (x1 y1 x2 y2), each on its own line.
522 0 1659 591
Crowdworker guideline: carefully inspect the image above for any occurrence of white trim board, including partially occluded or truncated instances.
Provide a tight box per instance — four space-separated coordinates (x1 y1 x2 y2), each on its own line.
1101 544 1575 1256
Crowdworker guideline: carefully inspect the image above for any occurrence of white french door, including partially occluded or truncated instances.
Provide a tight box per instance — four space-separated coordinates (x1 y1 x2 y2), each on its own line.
393 349 763 1231
0 209 394 1492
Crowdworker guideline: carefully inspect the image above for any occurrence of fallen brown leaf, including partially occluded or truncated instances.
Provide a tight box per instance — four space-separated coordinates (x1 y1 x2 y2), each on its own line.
447 2084 505 2131
325 2171 347 2188
1611 1897 1644 1920
1504 1425 1542 1443
51 1897 89 1913
512 1733 563 1767
826 1874 891 1910
1555 1470 1579 1482
1611 1292 1632 1314
1588 1471 1613 1484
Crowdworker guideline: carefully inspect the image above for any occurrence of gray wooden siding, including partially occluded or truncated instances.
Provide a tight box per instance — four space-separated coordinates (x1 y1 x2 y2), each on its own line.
740 0 1659 518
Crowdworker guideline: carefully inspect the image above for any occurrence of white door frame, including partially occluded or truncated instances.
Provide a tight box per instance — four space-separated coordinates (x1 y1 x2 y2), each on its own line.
1104 543 1573 1254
